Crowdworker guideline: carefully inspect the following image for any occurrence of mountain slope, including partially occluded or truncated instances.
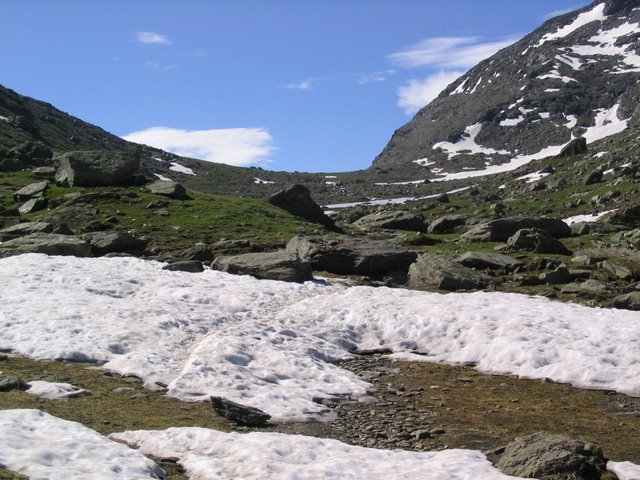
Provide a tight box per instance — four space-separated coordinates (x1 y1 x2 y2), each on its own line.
372 0 640 181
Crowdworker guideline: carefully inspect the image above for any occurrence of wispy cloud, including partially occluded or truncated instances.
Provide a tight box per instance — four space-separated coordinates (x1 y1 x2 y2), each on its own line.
357 69 396 85
123 127 275 167
283 80 314 91
543 6 580 20
397 71 464 115
145 61 177 71
388 36 520 69
135 31 172 45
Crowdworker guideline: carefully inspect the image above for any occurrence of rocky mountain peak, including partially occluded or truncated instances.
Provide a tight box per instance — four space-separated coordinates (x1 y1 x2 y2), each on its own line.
372 0 640 181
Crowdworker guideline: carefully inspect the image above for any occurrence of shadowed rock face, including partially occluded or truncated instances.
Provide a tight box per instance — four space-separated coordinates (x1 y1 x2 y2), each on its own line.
55 151 140 187
604 0 638 14
268 184 336 229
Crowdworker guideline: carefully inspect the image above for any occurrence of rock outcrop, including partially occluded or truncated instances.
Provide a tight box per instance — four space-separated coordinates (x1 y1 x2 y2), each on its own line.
212 250 313 283
460 217 571 243
408 253 495 291
55 151 140 187
269 184 335 229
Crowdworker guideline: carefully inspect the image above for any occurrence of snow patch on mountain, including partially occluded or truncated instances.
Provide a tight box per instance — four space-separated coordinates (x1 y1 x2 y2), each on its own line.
169 162 195 175
432 123 510 160
583 104 630 144
537 3 607 46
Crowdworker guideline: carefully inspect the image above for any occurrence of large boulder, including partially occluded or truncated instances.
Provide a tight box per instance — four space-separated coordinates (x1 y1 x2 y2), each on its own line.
211 396 271 427
43 202 97 231
145 180 189 200
606 205 640 228
80 230 148 256
456 251 523 271
6 141 53 168
495 432 611 480
18 197 48 214
0 233 92 257
427 215 467 234
557 137 587 158
55 151 140 187
13 181 48 202
0 222 54 241
506 228 571 255
408 253 495 291
286 235 417 278
212 250 313 283
352 210 427 232
612 291 640 311
268 184 335 229
459 217 571 243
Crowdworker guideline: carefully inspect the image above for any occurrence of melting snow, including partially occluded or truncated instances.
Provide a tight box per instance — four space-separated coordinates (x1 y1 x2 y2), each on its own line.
112 427 521 480
169 162 195 175
583 104 629 144
564 115 578 129
450 77 468 95
538 69 577 83
516 171 551 183
433 124 509 160
0 409 164 479
570 21 640 73
563 209 616 225
608 461 640 480
537 3 607 46
413 158 435 167
500 116 525 127
253 177 275 185
0 115 9 122
555 53 583 70
3 254 640 422
154 173 172 182
26 380 92 400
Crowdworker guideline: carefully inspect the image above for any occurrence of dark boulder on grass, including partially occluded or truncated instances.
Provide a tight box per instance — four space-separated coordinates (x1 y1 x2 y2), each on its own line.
506 228 571 255
607 205 640 228
211 396 271 427
286 235 417 278
0 222 54 241
18 197 48 214
162 260 205 273
408 253 495 291
55 151 140 187
557 137 587 158
13 181 49 202
427 215 468 234
352 210 428 232
0 233 92 257
212 250 313 283
7 141 53 168
495 432 611 480
460 217 571 243
268 184 335 229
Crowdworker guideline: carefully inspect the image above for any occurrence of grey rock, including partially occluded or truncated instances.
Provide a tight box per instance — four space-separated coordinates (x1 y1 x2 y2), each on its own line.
506 228 571 255
13 181 48 201
0 222 54 241
286 235 417 278
211 396 271 427
269 184 335 229
145 180 189 200
427 215 467 234
213 239 253 254
0 375 28 392
557 137 587 158
55 151 140 187
613 291 640 311
561 279 616 298
607 205 640 228
495 432 610 480
162 260 205 273
81 230 148 256
538 267 572 285
456 251 523 271
180 244 214 262
7 141 53 167
18 197 48 214
460 217 571 243
213 250 313 283
44 202 97 231
602 261 635 281
584 170 604 185
32 166 57 178
352 210 427 232
616 228 640 249
0 233 92 257
408 253 495 291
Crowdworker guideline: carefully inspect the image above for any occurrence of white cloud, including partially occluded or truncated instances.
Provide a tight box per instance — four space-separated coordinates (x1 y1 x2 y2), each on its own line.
397 71 464 115
388 36 520 69
123 127 275 166
283 80 314 91
135 31 172 45
357 69 396 84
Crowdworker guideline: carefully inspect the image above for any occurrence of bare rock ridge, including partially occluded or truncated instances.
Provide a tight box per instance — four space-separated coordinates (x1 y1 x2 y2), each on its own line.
372 0 640 179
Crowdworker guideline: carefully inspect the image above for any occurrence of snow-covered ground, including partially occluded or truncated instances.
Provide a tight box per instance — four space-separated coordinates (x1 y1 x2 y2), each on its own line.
112 427 521 480
169 162 195 175
0 409 164 479
2 254 640 423
564 209 616 225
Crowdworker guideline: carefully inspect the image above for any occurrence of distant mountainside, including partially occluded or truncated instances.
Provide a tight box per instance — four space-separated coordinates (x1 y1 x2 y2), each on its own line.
372 0 640 180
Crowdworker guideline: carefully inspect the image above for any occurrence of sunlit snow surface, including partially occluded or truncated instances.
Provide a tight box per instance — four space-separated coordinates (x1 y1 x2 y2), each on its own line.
537 3 606 46
26 380 91 400
0 409 164 479
111 427 521 480
2 254 640 422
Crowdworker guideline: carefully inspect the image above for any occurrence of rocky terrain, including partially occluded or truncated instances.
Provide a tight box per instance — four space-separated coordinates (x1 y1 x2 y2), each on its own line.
1 0 640 478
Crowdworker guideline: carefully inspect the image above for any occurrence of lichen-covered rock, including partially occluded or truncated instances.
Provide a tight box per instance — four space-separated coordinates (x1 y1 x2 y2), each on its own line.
0 233 91 257
506 228 571 255
352 210 427 232
269 184 335 229
145 180 189 200
81 230 148 256
495 432 611 480
212 250 313 283
460 217 571 243
408 253 495 291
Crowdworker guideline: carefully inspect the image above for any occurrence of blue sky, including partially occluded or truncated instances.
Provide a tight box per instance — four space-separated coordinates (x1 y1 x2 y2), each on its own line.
1 0 590 172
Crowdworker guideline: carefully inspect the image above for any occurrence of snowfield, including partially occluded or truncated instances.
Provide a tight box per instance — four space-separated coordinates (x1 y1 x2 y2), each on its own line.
0 409 164 479
111 427 521 480
2 254 640 422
